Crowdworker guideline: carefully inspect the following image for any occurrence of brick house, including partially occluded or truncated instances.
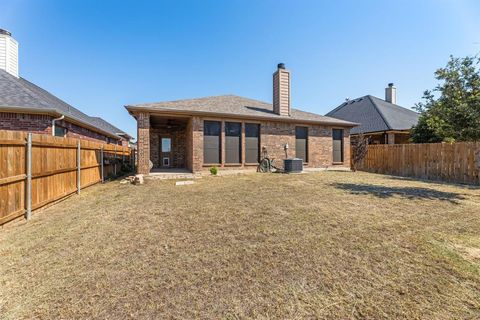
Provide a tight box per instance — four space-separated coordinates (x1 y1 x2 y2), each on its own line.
0 29 131 145
326 84 419 144
126 64 356 174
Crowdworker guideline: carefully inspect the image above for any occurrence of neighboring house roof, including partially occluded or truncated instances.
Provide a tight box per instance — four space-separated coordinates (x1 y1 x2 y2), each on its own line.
90 117 132 140
0 69 127 140
326 95 419 135
126 95 357 127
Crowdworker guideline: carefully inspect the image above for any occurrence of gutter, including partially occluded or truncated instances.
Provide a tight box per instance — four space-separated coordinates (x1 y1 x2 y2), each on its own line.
0 105 124 140
51 115 65 136
124 106 359 127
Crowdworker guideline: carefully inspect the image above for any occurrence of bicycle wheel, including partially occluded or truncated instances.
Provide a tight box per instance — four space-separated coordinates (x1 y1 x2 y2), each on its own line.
258 158 270 172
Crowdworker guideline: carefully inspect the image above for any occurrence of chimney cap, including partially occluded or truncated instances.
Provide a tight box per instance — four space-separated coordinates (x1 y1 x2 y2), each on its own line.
277 63 285 69
388 82 395 87
0 29 12 36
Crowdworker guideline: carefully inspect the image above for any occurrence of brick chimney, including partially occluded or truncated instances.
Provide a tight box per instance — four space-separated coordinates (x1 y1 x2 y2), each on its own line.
0 29 19 78
385 83 397 104
273 63 291 116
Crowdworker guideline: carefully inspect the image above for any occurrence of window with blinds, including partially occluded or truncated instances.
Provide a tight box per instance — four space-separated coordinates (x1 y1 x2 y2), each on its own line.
225 122 242 164
245 123 260 163
204 121 221 164
295 126 308 162
332 129 344 163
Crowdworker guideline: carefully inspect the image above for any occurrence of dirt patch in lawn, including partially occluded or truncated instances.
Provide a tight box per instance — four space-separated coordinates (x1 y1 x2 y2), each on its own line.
1 171 479 319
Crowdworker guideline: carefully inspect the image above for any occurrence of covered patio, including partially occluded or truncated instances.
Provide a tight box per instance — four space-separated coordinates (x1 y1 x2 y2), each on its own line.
136 113 194 174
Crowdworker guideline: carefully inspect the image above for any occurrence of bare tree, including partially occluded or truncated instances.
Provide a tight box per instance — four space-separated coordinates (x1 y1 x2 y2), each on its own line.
351 133 369 172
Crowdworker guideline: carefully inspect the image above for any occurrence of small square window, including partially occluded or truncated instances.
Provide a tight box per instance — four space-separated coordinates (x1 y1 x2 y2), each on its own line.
54 126 67 137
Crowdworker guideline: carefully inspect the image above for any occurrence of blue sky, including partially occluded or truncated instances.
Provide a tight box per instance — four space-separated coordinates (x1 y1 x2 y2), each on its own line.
1 0 479 139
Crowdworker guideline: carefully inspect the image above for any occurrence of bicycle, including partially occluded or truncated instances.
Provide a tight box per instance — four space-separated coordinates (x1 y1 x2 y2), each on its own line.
257 147 281 173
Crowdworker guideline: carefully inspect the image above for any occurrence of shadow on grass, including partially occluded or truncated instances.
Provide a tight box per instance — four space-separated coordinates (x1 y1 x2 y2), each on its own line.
331 183 465 204
386 176 480 190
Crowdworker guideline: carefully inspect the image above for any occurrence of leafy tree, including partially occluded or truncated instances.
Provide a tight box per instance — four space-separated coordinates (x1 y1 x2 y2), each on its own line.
411 55 480 143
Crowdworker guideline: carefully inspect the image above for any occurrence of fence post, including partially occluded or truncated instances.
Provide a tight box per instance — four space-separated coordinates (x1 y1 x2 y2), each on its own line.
114 144 117 176
130 148 135 172
77 140 81 194
130 147 134 169
25 133 32 220
100 146 104 183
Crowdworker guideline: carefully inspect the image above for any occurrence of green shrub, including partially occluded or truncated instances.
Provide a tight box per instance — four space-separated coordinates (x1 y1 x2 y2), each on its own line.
209 166 218 175
121 162 133 173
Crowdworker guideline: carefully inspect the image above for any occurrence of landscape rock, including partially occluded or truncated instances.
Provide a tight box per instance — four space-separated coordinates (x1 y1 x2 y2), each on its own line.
175 180 194 186
134 174 144 185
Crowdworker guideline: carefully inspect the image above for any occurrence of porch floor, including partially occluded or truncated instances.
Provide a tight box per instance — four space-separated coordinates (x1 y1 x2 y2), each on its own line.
148 168 198 180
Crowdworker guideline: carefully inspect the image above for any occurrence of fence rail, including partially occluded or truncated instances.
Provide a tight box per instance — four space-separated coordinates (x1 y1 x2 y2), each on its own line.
0 130 133 225
355 142 480 185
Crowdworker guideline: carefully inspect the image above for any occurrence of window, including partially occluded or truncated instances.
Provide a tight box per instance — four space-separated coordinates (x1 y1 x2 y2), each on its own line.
204 121 221 164
161 138 171 152
54 126 67 137
332 129 344 163
245 123 260 163
295 126 308 162
163 157 170 166
225 122 242 164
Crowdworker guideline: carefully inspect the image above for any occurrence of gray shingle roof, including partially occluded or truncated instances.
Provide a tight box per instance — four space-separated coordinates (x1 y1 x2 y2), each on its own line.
326 95 419 134
0 69 126 139
126 95 357 126
90 117 132 139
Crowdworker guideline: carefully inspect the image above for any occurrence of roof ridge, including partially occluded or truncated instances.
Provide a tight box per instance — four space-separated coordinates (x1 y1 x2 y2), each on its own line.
325 95 369 116
368 95 419 115
366 95 392 130
135 94 231 106
130 94 272 108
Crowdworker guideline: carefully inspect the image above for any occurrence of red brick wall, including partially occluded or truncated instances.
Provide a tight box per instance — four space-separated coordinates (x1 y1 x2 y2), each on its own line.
136 113 351 174
190 117 351 172
150 126 187 169
0 113 52 134
0 112 123 145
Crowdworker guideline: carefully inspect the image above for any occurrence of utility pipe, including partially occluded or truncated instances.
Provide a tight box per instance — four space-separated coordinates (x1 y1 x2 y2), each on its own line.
51 115 65 136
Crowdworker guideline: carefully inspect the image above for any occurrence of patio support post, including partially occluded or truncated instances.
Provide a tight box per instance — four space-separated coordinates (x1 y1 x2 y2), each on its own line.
137 112 151 174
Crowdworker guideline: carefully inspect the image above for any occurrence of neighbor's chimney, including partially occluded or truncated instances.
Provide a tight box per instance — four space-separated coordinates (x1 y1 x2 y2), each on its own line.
385 83 397 104
0 29 19 78
273 63 291 116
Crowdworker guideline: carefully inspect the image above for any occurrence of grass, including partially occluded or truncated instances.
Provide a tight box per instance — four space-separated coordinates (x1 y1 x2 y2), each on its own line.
1 171 480 319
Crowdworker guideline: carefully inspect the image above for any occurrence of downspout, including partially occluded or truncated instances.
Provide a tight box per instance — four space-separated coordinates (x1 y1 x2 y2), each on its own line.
52 115 65 136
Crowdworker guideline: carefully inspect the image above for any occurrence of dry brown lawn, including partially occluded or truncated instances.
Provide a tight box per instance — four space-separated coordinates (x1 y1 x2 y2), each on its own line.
1 171 480 319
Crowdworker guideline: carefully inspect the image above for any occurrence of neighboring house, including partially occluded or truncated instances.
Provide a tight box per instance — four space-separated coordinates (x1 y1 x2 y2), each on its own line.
326 84 419 144
126 63 357 174
89 117 133 147
0 29 131 145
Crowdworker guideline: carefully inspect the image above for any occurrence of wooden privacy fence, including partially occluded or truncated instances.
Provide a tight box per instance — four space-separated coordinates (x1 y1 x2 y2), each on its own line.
355 142 480 185
0 130 133 225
